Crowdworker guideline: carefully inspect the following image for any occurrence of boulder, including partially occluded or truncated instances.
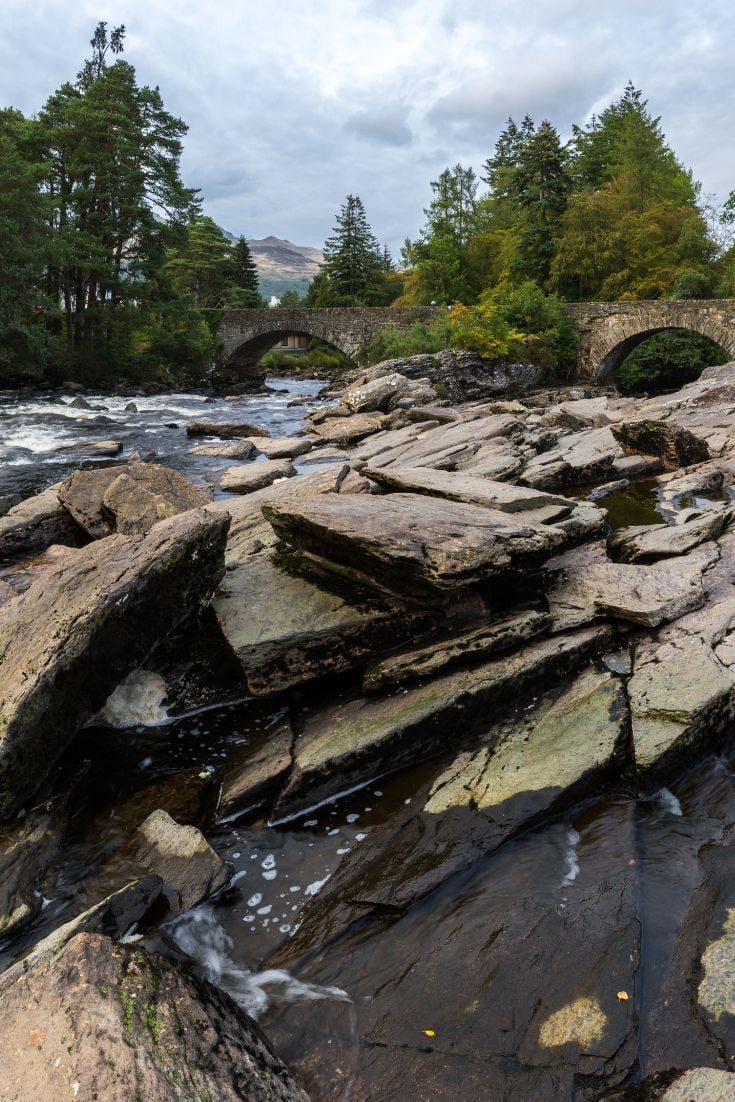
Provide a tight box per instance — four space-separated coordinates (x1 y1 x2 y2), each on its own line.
407 405 460 424
57 467 122 538
660 1069 735 1101
219 459 296 494
262 492 574 598
0 484 87 560
341 372 412 413
186 420 270 439
134 809 232 915
101 463 212 536
189 440 259 459
0 507 229 819
310 411 388 446
124 400 138 412
0 932 309 1102
69 395 93 409
54 438 123 456
611 419 710 468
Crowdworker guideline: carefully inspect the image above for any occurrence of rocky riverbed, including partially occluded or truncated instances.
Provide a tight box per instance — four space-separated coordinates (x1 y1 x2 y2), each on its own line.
3 357 735 1100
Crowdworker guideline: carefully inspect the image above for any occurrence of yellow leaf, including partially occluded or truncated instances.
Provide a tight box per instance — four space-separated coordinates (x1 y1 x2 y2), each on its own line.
617 991 629 1002
422 1029 436 1037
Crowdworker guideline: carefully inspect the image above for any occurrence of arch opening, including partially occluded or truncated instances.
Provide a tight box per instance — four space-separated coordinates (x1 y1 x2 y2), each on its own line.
597 327 731 393
220 328 354 386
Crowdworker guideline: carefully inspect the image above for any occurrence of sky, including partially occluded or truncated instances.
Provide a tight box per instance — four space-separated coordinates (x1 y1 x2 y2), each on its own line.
1 0 733 254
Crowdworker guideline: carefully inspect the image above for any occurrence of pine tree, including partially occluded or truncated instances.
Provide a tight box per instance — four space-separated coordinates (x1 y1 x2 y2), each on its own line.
165 216 232 308
0 109 48 381
322 194 384 304
226 236 261 306
36 22 199 378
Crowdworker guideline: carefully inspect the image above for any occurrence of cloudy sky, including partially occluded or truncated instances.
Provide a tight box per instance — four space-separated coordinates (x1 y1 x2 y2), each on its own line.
1 0 733 253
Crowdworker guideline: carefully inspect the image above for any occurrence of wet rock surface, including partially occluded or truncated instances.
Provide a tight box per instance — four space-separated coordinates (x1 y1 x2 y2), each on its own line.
0 932 309 1102
7 365 735 1099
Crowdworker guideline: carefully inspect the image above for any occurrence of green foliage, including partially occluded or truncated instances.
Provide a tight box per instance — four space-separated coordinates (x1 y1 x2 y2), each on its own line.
616 329 729 394
0 109 49 382
319 194 386 305
446 281 577 371
363 317 452 364
259 338 349 374
493 281 578 373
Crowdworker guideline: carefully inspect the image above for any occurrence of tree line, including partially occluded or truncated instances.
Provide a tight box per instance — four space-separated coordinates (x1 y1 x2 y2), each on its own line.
285 85 735 390
0 23 263 388
3 24 735 390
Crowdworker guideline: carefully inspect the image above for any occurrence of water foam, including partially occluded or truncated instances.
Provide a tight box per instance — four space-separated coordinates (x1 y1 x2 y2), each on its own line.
560 828 581 888
170 906 351 1019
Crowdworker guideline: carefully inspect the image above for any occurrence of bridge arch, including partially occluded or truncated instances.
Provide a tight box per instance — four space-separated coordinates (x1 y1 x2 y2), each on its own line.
567 300 735 383
216 306 440 386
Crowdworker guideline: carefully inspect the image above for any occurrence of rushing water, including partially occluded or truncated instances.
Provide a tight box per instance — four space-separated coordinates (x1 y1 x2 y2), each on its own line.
0 376 329 501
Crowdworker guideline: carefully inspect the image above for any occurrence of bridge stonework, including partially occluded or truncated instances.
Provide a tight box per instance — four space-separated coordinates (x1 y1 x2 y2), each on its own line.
217 306 438 384
216 300 735 387
567 299 735 382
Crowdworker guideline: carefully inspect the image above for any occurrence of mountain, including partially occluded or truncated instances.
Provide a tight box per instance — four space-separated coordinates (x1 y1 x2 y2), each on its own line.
223 232 324 300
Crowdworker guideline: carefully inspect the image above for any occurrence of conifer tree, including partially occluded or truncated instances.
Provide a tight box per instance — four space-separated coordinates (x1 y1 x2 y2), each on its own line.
322 194 384 304
226 236 261 306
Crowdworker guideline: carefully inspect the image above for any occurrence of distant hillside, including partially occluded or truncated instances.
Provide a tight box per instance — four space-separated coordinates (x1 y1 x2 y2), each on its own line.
223 231 324 300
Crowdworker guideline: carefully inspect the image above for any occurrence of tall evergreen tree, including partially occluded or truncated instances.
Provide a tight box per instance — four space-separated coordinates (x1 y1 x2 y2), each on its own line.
321 194 384 304
0 109 48 381
35 22 199 378
165 216 232 308
225 235 261 306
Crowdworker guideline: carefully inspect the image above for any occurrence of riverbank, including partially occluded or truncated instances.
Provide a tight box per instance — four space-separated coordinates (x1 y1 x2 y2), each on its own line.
3 358 735 1100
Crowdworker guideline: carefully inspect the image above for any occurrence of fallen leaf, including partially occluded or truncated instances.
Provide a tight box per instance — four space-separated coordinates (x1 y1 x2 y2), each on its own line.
617 991 629 1002
422 1029 436 1037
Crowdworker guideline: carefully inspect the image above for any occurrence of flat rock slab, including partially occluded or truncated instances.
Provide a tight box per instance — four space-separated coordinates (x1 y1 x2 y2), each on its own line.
214 551 432 694
364 464 576 518
544 543 707 631
189 440 259 459
608 509 730 563
364 608 551 691
54 438 123 456
219 717 295 819
186 420 270 439
0 932 308 1102
0 484 87 560
426 667 626 815
248 436 312 459
0 507 229 819
274 625 609 817
520 426 622 490
101 463 211 536
311 411 388 445
219 459 296 494
262 492 572 596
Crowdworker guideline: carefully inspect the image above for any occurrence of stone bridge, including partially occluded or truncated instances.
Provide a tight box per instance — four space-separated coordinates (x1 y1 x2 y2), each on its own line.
217 306 439 385
217 300 735 387
568 299 735 382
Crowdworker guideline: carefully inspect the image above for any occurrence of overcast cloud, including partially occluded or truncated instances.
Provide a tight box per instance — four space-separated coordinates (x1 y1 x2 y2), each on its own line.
1 0 733 253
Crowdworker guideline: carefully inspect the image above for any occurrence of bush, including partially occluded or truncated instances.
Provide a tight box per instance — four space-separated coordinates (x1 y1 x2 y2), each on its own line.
447 281 578 375
363 317 452 364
